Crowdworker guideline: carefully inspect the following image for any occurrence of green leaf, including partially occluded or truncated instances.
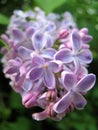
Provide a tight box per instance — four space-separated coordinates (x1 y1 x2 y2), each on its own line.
0 39 10 52
9 117 32 130
9 91 23 109
34 0 67 13
0 13 9 25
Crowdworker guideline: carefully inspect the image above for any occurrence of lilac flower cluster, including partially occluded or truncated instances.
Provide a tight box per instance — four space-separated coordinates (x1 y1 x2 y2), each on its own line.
1 7 96 121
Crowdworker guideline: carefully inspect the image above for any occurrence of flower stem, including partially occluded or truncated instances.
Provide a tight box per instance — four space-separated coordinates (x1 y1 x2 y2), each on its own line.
0 39 10 52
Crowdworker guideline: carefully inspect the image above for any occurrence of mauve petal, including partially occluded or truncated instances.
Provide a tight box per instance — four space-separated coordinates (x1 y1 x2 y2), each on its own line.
48 60 63 73
15 72 20 82
23 79 33 92
76 66 88 80
32 31 45 51
55 49 73 63
71 29 81 52
24 95 37 108
79 28 88 34
23 21 38 30
32 78 44 92
78 49 93 64
29 67 44 81
82 35 93 43
75 74 96 92
73 57 80 71
32 109 49 121
44 69 55 90
11 28 24 43
26 26 35 38
19 65 26 76
42 48 57 59
22 91 38 108
13 74 25 93
9 58 22 66
25 11 35 18
32 55 45 66
45 22 56 32
44 33 53 48
6 67 18 74
1 34 10 44
73 92 87 110
37 92 49 109
53 92 72 113
18 46 32 59
14 10 24 17
22 91 34 104
78 66 88 75
61 71 76 91
1 47 8 54
81 43 89 49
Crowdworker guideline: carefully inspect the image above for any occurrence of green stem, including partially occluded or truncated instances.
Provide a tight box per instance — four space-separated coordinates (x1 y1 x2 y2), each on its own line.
0 39 10 52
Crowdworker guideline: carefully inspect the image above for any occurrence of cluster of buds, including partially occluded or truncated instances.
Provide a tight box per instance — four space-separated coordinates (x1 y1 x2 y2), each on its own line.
1 7 96 121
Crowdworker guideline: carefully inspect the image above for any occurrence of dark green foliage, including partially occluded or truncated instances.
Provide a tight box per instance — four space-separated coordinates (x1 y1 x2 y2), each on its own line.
34 0 67 14
0 0 98 130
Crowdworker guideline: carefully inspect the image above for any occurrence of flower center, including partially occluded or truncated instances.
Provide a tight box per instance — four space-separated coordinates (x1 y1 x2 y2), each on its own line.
44 63 48 68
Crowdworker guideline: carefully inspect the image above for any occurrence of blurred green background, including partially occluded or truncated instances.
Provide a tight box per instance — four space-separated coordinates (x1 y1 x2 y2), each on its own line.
0 0 98 130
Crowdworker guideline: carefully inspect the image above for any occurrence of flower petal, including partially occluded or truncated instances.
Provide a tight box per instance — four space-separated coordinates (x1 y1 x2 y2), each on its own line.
5 66 18 74
32 109 49 121
45 22 56 32
76 66 88 80
23 79 33 92
61 71 76 91
1 34 10 44
73 92 87 110
32 31 45 51
44 69 55 90
13 74 25 93
19 65 26 77
78 49 93 64
29 67 44 81
79 28 88 34
11 28 24 43
18 46 32 59
24 96 37 108
82 35 93 43
71 29 81 52
32 78 44 92
26 26 35 38
8 58 22 66
75 74 96 92
55 49 73 63
31 55 45 66
53 92 72 113
22 91 38 108
44 33 53 48
37 92 49 109
42 48 57 59
48 60 63 73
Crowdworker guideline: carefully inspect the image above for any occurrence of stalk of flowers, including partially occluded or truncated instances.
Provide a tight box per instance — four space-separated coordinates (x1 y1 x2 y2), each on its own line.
0 7 96 121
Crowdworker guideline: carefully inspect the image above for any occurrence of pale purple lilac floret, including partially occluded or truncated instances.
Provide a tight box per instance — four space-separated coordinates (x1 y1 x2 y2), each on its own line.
1 7 96 121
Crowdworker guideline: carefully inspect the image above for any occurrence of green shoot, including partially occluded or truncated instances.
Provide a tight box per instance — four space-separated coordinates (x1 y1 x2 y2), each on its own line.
0 39 10 52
